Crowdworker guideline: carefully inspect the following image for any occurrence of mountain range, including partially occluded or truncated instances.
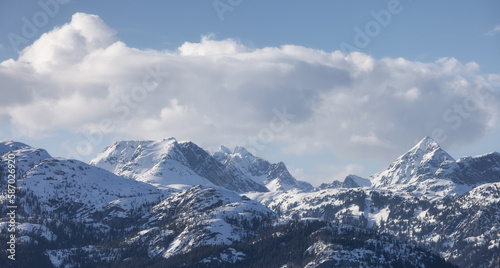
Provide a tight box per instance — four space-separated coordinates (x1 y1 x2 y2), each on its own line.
0 136 499 267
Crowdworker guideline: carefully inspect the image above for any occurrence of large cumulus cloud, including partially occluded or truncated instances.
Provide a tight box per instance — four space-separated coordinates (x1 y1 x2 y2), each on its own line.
1 13 499 174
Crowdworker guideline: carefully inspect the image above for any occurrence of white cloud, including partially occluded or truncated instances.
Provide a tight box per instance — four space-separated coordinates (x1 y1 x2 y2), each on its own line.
396 87 420 101
18 13 117 73
179 34 250 56
485 24 500 36
350 132 388 147
1 13 499 173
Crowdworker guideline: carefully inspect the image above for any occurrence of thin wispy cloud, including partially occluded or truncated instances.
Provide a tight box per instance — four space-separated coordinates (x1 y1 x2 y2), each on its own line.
485 24 500 36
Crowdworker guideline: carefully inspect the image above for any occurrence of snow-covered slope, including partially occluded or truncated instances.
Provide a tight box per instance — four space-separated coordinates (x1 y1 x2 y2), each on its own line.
172 220 455 268
0 141 51 180
0 140 164 225
252 182 500 268
0 141 275 267
368 136 500 199
0 141 168 266
247 137 500 268
370 136 454 188
90 138 268 192
19 158 163 220
1 138 498 267
435 152 500 185
213 145 312 192
127 185 276 259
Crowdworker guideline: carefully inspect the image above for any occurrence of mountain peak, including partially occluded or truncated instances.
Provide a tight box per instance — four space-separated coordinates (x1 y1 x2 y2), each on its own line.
218 145 232 155
400 136 453 163
212 145 312 192
370 136 454 188
344 174 371 187
91 138 268 193
410 136 440 153
234 146 253 158
416 135 436 146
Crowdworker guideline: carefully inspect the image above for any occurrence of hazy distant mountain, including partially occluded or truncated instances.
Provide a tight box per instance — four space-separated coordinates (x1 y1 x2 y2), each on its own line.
316 174 371 190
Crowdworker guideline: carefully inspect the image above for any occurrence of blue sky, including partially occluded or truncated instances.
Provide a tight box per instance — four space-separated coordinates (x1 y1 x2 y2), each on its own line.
2 1 499 71
1 0 499 185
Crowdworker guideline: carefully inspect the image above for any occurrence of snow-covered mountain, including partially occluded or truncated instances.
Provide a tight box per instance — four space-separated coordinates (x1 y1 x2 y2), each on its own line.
0 142 162 222
1 137 498 267
138 185 275 259
0 141 167 267
316 174 371 190
367 136 493 198
249 136 500 268
213 145 313 192
370 136 454 187
0 141 52 179
90 138 310 193
90 138 268 193
0 141 275 267
435 152 500 185
343 174 371 188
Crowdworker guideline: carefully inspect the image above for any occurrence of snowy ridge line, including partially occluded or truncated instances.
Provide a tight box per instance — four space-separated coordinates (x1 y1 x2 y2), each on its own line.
0 137 498 267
